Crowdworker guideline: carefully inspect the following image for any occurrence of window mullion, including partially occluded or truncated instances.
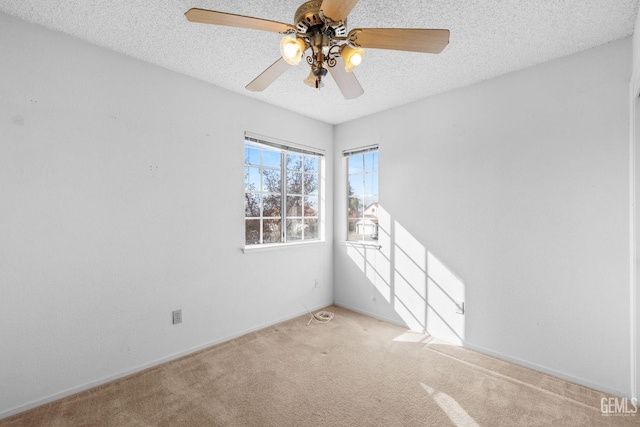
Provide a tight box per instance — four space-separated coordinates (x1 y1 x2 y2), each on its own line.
301 168 305 241
281 151 286 243
259 195 264 244
260 150 264 245
360 156 364 242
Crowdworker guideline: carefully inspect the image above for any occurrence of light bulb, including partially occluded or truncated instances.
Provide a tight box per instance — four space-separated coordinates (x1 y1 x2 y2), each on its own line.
339 45 365 72
349 52 362 66
283 42 299 59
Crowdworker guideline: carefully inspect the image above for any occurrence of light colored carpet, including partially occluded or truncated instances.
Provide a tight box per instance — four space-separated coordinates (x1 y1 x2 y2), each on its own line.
1 306 637 426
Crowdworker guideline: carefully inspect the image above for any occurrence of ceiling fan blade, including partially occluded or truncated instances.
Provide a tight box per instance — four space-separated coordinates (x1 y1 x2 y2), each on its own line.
185 8 296 34
320 0 360 22
327 57 364 100
246 58 292 92
350 28 450 53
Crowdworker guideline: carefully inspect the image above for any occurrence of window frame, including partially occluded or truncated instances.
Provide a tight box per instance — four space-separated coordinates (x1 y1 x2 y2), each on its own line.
344 145 379 244
244 134 324 248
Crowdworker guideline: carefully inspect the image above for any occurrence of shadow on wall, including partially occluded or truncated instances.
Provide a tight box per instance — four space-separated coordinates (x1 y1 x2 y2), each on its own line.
346 206 466 345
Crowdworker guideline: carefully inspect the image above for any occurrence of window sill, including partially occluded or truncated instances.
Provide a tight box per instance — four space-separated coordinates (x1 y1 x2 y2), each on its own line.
242 240 326 254
340 241 382 250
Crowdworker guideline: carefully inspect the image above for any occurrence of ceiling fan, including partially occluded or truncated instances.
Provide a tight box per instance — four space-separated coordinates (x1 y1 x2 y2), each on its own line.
185 0 450 99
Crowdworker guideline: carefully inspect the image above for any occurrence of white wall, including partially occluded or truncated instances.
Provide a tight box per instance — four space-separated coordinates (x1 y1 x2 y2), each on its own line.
0 12 333 417
334 38 632 396
633 95 639 401
634 11 640 95
631 6 640 402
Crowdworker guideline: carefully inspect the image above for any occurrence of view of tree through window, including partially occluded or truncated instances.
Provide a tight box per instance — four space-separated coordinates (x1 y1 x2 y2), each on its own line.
347 148 379 242
245 138 321 245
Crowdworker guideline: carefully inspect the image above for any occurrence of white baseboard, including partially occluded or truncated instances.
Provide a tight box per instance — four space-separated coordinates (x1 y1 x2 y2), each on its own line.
463 341 629 398
335 302 630 398
0 301 331 420
333 302 408 328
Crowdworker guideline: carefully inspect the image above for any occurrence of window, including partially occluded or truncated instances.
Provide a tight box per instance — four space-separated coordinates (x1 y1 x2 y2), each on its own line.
244 135 322 246
345 147 379 242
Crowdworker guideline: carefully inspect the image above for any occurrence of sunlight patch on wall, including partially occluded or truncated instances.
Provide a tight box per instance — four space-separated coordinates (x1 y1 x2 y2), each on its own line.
394 221 427 331
346 244 366 272
373 206 393 302
346 244 391 303
427 252 466 345
378 204 392 259
346 205 466 345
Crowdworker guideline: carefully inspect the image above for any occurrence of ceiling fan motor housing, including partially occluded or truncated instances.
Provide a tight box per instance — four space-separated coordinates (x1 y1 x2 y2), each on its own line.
294 0 347 37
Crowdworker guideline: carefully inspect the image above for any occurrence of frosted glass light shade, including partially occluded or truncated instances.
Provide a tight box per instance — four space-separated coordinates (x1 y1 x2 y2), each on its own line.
280 36 306 65
340 45 365 72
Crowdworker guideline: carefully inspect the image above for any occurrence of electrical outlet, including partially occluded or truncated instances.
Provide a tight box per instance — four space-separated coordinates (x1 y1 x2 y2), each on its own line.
172 309 182 324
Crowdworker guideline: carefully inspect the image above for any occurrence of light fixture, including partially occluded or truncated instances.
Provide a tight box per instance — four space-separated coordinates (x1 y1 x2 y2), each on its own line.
304 70 324 89
185 1 451 99
339 45 365 72
280 35 306 65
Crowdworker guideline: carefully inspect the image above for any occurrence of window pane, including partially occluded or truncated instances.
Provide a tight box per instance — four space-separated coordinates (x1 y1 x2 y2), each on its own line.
245 219 260 245
245 147 261 166
304 157 318 173
370 223 379 240
364 152 378 172
305 219 319 240
348 197 363 218
305 173 319 195
364 195 379 209
262 169 281 193
263 150 282 168
287 195 303 217
346 149 378 242
358 218 378 242
263 195 281 217
245 193 260 217
348 154 363 174
348 175 363 197
364 173 378 196
286 172 302 194
287 153 303 171
304 197 318 217
263 219 281 243
348 218 360 241
287 219 303 241
245 167 261 192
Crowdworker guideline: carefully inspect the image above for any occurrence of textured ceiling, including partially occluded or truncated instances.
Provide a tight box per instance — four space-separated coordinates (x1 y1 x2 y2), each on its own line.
1 0 638 124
